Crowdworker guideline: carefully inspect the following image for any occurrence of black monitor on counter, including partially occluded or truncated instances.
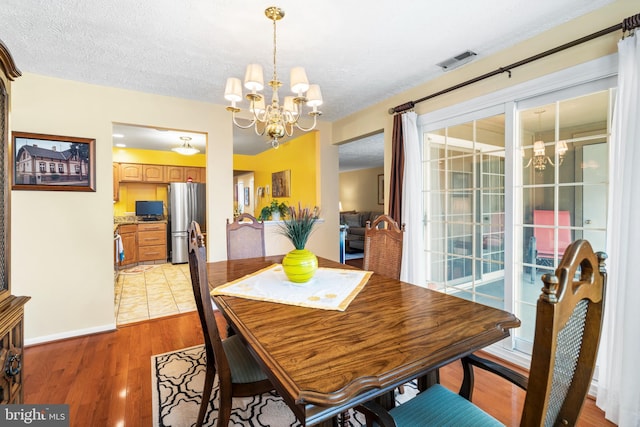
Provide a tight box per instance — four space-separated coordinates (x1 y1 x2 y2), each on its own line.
135 200 163 221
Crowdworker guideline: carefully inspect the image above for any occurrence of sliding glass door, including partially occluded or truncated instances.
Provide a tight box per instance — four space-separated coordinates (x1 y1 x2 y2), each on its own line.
424 113 506 310
422 81 613 356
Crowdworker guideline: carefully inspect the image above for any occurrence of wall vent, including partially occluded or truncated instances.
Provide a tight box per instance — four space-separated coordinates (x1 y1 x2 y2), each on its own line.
436 50 477 71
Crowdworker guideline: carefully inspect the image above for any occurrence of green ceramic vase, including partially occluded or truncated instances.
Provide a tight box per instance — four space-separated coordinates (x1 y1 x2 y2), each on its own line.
282 249 318 283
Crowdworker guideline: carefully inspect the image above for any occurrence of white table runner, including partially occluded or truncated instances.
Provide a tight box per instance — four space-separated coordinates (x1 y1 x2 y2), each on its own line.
211 264 371 311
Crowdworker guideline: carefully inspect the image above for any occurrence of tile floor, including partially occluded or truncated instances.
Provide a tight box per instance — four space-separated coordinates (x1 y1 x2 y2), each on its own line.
114 262 196 325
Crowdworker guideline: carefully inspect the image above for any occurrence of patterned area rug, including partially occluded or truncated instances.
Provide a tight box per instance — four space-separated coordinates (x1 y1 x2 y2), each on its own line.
120 264 159 275
151 345 418 427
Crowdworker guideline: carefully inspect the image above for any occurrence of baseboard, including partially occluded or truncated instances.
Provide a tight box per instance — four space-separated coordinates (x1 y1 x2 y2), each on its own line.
25 323 117 347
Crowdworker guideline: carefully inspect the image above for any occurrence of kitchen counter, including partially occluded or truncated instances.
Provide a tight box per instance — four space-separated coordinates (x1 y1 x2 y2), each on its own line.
114 217 167 234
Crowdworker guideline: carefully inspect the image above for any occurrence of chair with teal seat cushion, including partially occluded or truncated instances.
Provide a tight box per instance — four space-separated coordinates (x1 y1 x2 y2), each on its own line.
358 239 607 427
188 221 274 427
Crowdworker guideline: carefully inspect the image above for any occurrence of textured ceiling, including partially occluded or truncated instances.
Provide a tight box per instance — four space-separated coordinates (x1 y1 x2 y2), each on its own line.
0 0 615 170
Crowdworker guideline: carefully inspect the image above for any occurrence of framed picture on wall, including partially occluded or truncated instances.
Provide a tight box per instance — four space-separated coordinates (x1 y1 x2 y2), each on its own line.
244 187 250 206
12 131 96 192
378 174 384 205
272 169 291 198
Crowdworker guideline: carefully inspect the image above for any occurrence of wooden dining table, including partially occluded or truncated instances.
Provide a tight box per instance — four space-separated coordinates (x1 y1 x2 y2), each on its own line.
209 255 520 426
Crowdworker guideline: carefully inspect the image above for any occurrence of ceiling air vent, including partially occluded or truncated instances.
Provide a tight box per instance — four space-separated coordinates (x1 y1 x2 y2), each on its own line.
436 50 477 71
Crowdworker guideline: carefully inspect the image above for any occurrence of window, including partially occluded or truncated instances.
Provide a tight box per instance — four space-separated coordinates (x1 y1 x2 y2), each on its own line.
39 162 45 173
75 165 80 174
58 164 64 173
49 163 55 173
422 80 613 357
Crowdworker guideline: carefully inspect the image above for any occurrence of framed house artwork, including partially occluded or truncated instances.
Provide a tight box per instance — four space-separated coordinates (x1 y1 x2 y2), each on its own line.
378 174 384 205
272 169 291 198
12 131 96 192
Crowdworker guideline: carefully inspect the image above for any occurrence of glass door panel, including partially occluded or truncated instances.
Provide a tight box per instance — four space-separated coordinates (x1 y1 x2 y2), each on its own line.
516 89 610 348
423 114 505 310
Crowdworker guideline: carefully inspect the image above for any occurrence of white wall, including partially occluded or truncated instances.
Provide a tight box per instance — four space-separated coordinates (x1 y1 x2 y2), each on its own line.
11 73 233 344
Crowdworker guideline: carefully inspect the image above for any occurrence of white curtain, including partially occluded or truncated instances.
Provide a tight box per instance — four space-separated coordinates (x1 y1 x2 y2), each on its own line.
400 112 426 286
596 32 640 427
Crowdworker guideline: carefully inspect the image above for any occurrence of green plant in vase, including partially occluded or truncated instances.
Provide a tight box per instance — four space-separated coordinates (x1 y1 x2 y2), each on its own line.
278 203 320 283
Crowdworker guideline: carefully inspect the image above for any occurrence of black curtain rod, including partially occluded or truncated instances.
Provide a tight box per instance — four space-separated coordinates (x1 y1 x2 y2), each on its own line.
389 12 640 115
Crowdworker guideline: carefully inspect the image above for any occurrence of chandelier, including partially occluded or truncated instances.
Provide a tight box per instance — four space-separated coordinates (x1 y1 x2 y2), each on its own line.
172 136 200 156
224 6 323 149
524 110 568 172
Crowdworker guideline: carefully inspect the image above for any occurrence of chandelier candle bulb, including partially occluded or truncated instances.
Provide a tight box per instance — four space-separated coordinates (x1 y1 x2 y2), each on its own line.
244 64 265 92
306 84 323 108
290 66 309 95
224 77 243 107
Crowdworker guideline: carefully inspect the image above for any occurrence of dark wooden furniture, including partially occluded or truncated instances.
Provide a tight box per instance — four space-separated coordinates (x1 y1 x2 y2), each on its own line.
188 221 273 427
209 256 520 426
0 39 30 404
358 239 607 427
225 213 265 260
363 214 405 280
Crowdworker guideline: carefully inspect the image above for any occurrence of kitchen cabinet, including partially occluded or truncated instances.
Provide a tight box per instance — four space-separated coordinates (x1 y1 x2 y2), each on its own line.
118 224 138 266
142 165 165 182
120 163 143 182
184 166 204 183
166 166 185 182
115 163 205 184
113 163 120 201
137 222 167 262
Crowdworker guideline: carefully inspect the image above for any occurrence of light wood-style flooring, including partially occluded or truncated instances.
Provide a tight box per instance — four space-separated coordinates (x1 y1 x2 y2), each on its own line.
24 311 614 427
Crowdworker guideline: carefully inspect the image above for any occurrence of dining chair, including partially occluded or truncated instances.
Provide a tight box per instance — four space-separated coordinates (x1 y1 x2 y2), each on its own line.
226 213 265 260
357 239 607 427
363 214 405 280
188 221 274 427
529 210 572 281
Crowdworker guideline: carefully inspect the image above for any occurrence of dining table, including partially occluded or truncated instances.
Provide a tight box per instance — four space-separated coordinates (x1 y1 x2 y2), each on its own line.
209 255 520 426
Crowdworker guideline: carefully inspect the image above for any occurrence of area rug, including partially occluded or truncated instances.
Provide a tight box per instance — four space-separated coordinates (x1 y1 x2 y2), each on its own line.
119 264 159 275
151 345 418 427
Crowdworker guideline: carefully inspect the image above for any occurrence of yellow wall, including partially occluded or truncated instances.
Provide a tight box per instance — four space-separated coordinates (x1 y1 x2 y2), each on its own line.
340 167 385 212
234 131 318 215
115 183 168 216
112 147 206 166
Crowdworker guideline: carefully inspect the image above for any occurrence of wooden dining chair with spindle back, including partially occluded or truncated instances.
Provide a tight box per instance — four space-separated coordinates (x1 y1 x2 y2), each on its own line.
357 239 608 427
188 221 274 427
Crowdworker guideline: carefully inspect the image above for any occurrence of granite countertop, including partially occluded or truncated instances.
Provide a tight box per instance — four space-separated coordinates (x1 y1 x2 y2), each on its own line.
114 216 168 234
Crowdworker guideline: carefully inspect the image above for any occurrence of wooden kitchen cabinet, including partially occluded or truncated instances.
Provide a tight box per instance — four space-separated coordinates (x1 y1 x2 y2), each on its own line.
166 166 185 182
142 165 165 182
137 222 167 262
118 224 138 266
116 163 205 184
119 163 143 182
184 166 205 183
113 163 120 201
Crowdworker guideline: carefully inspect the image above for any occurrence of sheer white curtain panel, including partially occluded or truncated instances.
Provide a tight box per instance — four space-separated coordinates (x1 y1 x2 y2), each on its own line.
400 112 425 286
596 32 640 427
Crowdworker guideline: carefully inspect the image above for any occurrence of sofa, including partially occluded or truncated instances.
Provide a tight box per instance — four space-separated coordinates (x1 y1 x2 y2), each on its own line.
340 210 383 251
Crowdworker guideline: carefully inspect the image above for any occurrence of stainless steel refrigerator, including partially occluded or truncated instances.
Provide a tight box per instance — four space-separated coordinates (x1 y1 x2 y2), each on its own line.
168 182 206 264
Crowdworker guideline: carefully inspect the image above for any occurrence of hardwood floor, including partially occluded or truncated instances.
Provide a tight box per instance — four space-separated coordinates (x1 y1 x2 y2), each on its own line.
24 311 614 427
